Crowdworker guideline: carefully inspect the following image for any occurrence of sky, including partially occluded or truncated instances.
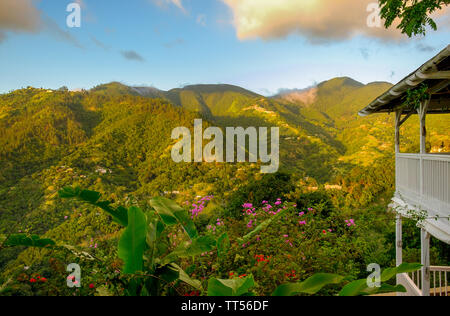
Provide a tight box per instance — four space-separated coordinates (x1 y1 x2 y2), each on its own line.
0 0 449 95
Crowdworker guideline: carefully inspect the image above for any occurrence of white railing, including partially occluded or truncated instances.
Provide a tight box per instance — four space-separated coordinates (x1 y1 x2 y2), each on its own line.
396 153 450 217
430 266 450 296
401 266 449 296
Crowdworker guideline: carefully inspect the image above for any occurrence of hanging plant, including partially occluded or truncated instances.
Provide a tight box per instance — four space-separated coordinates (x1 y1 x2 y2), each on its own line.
403 83 430 110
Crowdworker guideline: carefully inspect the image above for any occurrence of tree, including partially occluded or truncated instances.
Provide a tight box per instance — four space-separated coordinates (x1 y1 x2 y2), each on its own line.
379 0 449 37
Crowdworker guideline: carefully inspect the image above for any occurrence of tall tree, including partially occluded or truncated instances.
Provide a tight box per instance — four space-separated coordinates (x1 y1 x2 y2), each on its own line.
379 0 449 36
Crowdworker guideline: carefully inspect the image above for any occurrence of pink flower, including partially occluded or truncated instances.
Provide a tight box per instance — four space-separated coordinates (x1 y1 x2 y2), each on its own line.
346 219 356 227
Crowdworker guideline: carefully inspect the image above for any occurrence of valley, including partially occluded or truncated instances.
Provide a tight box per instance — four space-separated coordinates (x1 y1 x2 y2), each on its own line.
0 77 449 296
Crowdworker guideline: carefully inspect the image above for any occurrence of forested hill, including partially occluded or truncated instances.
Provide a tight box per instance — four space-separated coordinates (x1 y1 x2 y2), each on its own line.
1 79 449 291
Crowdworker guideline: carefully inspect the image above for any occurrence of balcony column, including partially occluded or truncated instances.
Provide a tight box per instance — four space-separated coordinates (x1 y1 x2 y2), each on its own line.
396 214 402 267
395 110 401 154
418 100 429 200
418 100 429 155
421 229 431 296
396 214 403 288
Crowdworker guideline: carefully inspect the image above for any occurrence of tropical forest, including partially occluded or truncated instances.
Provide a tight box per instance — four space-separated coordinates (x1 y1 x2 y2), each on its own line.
0 0 449 298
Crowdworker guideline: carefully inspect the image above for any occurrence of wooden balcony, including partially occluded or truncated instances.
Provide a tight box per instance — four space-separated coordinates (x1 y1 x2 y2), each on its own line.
396 153 450 214
393 153 450 296
393 153 450 244
398 266 450 296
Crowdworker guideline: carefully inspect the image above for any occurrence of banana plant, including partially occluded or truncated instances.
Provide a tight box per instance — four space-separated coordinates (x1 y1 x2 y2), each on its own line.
57 187 217 296
272 263 422 296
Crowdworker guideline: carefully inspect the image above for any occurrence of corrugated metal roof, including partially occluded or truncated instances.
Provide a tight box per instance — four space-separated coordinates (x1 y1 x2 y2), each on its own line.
359 45 450 116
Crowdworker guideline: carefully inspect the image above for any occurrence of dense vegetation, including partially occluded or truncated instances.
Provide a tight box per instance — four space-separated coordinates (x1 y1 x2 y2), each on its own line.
0 79 448 296
379 0 450 37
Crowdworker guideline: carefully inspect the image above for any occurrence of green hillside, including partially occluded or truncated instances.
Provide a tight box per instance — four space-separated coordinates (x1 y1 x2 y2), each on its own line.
1 79 448 296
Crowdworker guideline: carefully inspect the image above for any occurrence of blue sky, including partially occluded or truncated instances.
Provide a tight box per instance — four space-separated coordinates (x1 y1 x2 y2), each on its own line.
0 0 449 95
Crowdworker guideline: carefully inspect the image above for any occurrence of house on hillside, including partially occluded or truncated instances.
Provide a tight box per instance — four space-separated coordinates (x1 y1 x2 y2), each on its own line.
359 45 450 296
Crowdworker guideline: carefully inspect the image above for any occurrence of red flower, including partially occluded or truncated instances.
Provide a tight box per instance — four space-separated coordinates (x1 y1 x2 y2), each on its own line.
40 277 47 282
89 283 95 289
29 278 37 283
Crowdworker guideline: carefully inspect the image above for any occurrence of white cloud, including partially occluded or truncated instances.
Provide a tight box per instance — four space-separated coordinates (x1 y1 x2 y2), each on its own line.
0 0 82 47
0 0 42 33
152 0 186 13
221 0 449 42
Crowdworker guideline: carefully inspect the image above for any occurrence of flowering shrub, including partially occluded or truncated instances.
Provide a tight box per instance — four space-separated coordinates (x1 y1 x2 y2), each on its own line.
1 186 408 296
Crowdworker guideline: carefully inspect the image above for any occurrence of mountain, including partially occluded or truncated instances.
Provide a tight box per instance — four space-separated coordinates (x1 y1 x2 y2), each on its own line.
2 78 449 295
164 84 261 117
1 77 447 245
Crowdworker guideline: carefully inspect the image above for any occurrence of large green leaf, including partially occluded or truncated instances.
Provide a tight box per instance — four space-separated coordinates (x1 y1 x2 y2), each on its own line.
150 197 198 239
217 233 230 258
145 213 166 267
338 263 422 296
208 275 255 296
338 279 408 296
272 273 344 296
337 279 368 297
4 234 56 248
59 187 128 226
118 207 148 274
161 236 216 265
381 263 422 282
170 263 203 290
361 284 407 296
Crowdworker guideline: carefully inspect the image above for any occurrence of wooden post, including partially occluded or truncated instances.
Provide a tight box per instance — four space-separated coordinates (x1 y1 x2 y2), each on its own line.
395 110 401 154
396 214 403 287
418 100 429 155
421 228 430 296
418 100 429 200
396 214 403 267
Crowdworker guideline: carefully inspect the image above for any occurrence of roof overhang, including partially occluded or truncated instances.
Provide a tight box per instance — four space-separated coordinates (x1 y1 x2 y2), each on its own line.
359 45 450 117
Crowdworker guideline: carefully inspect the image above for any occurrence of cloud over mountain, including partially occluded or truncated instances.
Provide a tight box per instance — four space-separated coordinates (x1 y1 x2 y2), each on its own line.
221 0 440 42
